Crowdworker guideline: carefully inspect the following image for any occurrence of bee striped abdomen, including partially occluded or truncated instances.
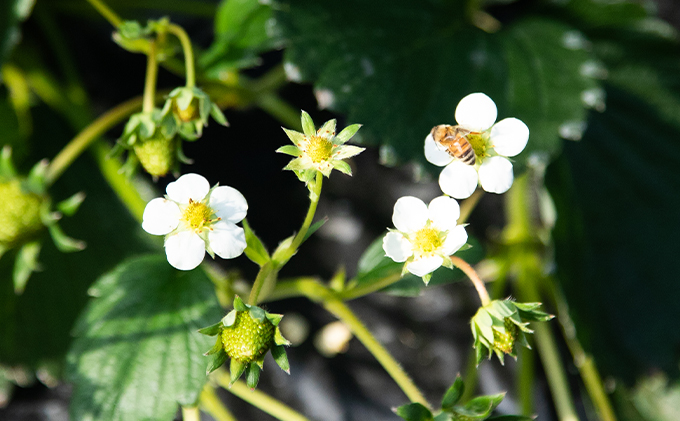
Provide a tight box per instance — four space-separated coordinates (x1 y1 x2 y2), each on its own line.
449 138 476 165
430 124 477 166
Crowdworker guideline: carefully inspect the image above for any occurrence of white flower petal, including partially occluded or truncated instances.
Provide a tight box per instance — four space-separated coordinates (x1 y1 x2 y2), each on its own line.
165 231 206 270
424 133 454 167
490 118 529 157
142 198 181 235
407 255 444 277
441 225 468 256
166 173 210 204
208 221 247 259
438 161 478 199
383 232 412 262
392 196 428 233
479 156 514 194
209 186 248 224
428 196 460 230
455 93 497 131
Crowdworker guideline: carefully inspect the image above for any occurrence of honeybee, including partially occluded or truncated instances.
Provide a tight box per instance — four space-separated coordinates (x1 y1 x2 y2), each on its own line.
430 124 477 166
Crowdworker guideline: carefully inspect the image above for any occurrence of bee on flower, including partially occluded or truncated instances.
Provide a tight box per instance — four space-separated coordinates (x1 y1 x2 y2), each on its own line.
382 195 468 284
424 93 530 199
141 173 247 270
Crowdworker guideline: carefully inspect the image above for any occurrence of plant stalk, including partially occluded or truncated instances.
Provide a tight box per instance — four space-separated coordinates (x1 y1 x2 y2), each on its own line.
143 40 159 113
450 255 490 306
167 23 196 88
85 0 122 27
200 385 238 421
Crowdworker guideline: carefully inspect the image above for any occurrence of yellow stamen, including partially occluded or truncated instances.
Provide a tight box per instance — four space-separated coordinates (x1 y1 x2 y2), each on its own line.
412 227 442 255
467 133 488 162
305 135 334 163
182 199 214 232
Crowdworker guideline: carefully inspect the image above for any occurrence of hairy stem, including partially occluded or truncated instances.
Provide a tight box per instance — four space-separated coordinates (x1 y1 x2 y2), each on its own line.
217 374 310 421
289 171 323 253
167 23 196 88
450 255 490 306
45 96 143 186
85 0 122 27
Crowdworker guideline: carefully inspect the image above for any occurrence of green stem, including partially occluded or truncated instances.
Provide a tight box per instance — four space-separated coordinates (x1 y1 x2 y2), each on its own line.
218 374 310 421
143 40 159 113
517 346 535 415
247 262 275 306
85 0 123 27
323 298 429 407
450 256 490 306
167 23 196 88
44 96 143 186
458 189 483 224
200 386 238 421
181 406 200 421
289 171 323 253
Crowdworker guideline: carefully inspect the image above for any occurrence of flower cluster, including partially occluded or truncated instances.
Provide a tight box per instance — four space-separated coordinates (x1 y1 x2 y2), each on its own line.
199 296 290 389
424 93 529 199
383 195 468 283
141 173 247 270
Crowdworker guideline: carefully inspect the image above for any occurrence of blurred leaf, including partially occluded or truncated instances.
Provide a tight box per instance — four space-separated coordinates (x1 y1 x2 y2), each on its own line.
632 373 680 421
0 106 155 366
199 0 281 74
0 0 35 70
441 374 464 410
67 254 222 421
542 0 649 29
355 233 484 296
274 1 599 170
547 86 680 381
394 402 434 421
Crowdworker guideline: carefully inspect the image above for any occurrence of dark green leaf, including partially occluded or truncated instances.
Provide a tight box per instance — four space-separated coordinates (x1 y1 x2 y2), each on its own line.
275 2 599 169
66 255 223 421
242 219 270 267
302 216 328 242
394 402 434 421
0 0 34 69
441 375 464 409
354 234 483 296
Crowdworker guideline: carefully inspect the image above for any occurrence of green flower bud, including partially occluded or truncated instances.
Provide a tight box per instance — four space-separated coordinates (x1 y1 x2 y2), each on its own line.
471 299 553 365
163 86 227 140
0 180 44 247
199 296 291 389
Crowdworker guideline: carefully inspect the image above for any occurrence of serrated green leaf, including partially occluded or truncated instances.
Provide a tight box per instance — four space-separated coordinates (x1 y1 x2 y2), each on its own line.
242 219 270 267
271 345 290 374
394 402 434 421
66 254 223 421
441 375 464 409
275 3 599 170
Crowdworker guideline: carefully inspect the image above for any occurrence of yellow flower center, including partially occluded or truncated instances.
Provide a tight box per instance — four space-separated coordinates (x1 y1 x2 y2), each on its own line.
467 133 488 163
412 227 442 255
305 135 334 163
182 199 214 232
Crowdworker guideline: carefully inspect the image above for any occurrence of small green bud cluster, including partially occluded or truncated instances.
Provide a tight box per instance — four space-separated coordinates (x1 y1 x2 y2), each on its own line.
471 299 553 365
199 296 290 389
162 87 228 140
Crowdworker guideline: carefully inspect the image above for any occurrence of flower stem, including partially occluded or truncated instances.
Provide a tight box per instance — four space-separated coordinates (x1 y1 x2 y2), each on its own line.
167 23 196 88
181 406 200 421
85 0 122 27
290 171 323 253
44 96 143 186
323 297 430 408
143 40 159 113
247 261 275 306
200 385 238 421
449 255 490 306
458 189 483 224
217 374 310 421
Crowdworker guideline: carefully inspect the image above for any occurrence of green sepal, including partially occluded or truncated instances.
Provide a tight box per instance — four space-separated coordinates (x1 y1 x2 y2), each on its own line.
329 266 346 292
282 127 306 146
242 219 270 267
433 413 452 421
333 144 365 160
210 103 228 126
47 222 86 253
13 241 41 294
421 273 432 285
334 124 362 144
248 306 266 322
253 356 265 370
393 402 434 421
26 160 48 194
245 362 261 389
302 216 328 242
233 295 249 311
223 309 237 327
198 321 223 337
271 345 290 374
204 337 223 356
274 327 291 346
276 144 301 157
264 312 283 327
206 349 228 375
453 393 505 419
56 192 85 217
441 374 464 410
300 110 315 137
317 119 336 136
0 146 17 179
229 358 247 384
332 160 352 176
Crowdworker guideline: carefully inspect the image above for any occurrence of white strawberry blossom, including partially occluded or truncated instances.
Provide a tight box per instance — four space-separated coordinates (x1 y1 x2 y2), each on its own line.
424 93 529 199
383 196 468 282
142 173 247 270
